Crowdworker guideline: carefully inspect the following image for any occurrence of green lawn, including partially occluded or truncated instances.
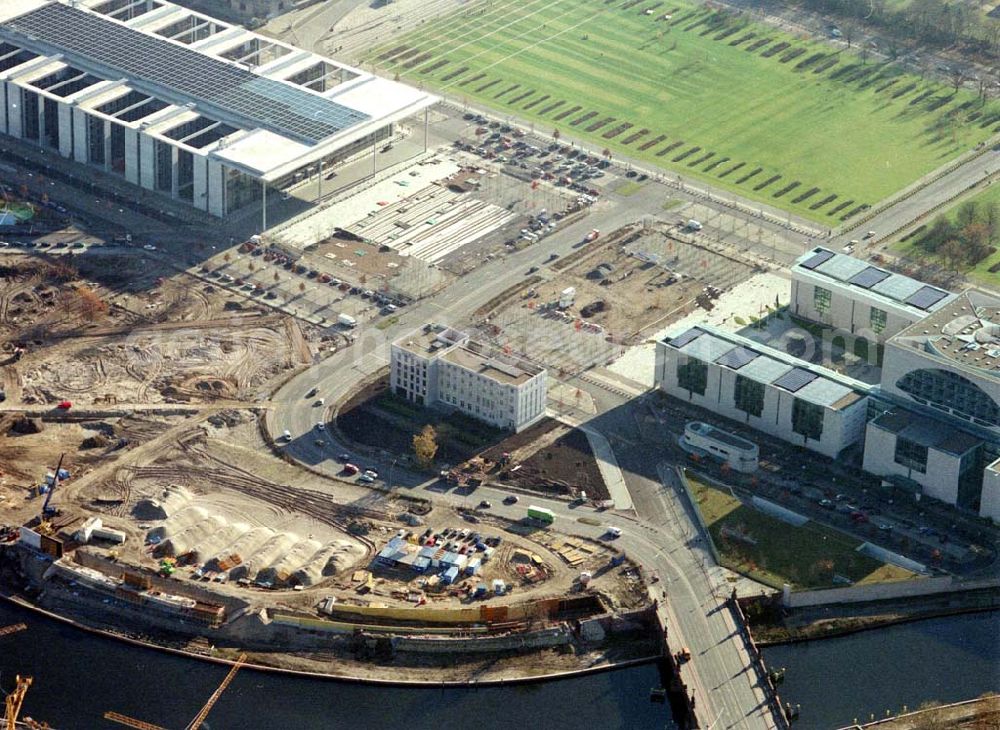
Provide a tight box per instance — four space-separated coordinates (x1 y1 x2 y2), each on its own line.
370 0 1000 224
688 475 914 589
894 182 1000 287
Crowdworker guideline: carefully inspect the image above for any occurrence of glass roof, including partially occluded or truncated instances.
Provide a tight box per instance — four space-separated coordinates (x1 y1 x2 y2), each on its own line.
0 3 368 144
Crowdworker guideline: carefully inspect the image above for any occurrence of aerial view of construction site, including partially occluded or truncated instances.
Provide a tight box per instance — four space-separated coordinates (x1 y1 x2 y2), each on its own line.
1 0 999 728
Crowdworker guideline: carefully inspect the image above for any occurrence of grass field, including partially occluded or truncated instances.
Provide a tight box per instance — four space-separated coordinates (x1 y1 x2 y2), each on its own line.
370 0 1000 224
894 182 1000 287
688 475 915 589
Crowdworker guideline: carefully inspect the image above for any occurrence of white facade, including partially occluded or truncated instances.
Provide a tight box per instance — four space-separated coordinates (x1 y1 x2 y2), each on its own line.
681 421 759 473
881 291 1000 438
790 247 955 343
655 326 869 459
982 459 1000 522
391 326 547 432
862 410 983 507
0 0 436 216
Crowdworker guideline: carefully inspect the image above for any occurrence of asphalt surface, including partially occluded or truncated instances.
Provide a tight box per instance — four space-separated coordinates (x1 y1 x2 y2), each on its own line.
265 206 782 728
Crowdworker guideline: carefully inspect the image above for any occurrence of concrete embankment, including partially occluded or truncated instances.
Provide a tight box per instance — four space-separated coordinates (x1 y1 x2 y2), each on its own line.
741 585 1000 646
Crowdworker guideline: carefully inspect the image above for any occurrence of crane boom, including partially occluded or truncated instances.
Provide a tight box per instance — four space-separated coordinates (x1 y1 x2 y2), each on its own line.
103 712 169 730
42 453 65 517
5 675 31 730
184 654 246 730
0 623 26 638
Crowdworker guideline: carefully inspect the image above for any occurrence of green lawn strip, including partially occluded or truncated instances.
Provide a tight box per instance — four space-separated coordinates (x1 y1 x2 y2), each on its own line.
372 0 999 224
613 180 645 196
892 182 1000 287
688 476 889 589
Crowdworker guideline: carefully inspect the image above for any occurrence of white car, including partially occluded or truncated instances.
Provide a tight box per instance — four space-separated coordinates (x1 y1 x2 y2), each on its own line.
606 526 622 538
142 244 156 251
282 429 292 441
315 422 325 430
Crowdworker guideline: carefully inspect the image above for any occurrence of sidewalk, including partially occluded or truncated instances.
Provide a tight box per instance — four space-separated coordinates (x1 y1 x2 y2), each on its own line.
550 409 633 511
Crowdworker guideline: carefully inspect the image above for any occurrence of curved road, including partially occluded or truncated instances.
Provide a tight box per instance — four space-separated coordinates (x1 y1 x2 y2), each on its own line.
265 212 782 728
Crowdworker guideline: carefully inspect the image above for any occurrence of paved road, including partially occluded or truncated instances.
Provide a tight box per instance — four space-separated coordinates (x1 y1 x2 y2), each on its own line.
830 148 1000 248
264 206 782 727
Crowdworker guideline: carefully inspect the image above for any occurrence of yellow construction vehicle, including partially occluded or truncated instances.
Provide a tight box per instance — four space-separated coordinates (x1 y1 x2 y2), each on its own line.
105 653 247 730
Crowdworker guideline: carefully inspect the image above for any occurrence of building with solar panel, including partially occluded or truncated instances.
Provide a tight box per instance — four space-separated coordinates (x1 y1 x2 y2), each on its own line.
0 0 436 217
654 325 870 459
790 247 956 344
864 289 1000 520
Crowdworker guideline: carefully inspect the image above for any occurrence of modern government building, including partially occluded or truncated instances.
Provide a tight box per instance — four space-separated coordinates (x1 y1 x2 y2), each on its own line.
0 0 437 217
657 246 1000 522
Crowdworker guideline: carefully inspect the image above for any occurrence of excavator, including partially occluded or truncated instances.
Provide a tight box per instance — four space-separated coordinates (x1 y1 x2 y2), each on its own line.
105 653 247 730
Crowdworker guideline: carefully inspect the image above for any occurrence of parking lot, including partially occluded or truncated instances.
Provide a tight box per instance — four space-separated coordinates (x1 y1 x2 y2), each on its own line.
194 240 411 330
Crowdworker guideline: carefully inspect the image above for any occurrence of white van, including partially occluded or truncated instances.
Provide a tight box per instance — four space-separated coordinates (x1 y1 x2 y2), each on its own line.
282 429 292 441
607 526 622 538
686 219 703 232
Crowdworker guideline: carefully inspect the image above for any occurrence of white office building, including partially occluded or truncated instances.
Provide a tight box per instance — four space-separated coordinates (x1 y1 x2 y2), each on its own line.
863 409 984 508
655 325 869 459
982 458 1000 522
0 0 436 217
863 290 1000 519
790 247 955 344
391 325 548 432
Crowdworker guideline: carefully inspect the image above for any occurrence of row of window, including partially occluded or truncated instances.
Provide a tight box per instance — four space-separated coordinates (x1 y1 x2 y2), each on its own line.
812 285 888 333
677 358 825 440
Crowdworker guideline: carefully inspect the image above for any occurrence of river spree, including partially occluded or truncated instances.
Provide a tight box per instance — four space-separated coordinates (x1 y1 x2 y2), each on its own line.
764 610 1000 730
0 600 671 729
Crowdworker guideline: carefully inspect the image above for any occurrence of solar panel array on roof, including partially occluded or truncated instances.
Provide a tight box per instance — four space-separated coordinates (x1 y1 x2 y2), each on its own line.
715 346 759 370
668 327 705 349
0 3 369 145
848 266 891 289
799 249 834 270
905 285 949 311
773 368 818 392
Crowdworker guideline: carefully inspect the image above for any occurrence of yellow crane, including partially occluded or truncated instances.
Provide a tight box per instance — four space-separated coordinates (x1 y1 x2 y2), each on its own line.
5 675 32 730
105 653 247 730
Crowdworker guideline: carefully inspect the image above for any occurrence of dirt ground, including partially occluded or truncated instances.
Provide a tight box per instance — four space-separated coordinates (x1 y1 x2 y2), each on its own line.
1 254 310 406
490 424 609 501
488 223 759 350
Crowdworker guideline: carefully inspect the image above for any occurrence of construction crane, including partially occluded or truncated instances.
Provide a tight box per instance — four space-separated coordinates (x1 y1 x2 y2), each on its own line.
0 624 26 638
41 454 65 519
5 675 32 730
105 653 246 730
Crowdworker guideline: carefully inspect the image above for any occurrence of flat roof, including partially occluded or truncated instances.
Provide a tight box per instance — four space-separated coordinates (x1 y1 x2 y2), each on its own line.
891 290 1000 375
2 3 366 144
0 0 436 178
871 410 982 456
663 325 867 410
441 344 541 386
687 421 756 451
394 327 468 357
792 247 954 316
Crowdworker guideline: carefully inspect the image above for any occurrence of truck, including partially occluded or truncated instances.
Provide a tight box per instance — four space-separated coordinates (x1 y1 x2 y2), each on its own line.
527 505 555 525
338 313 357 328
